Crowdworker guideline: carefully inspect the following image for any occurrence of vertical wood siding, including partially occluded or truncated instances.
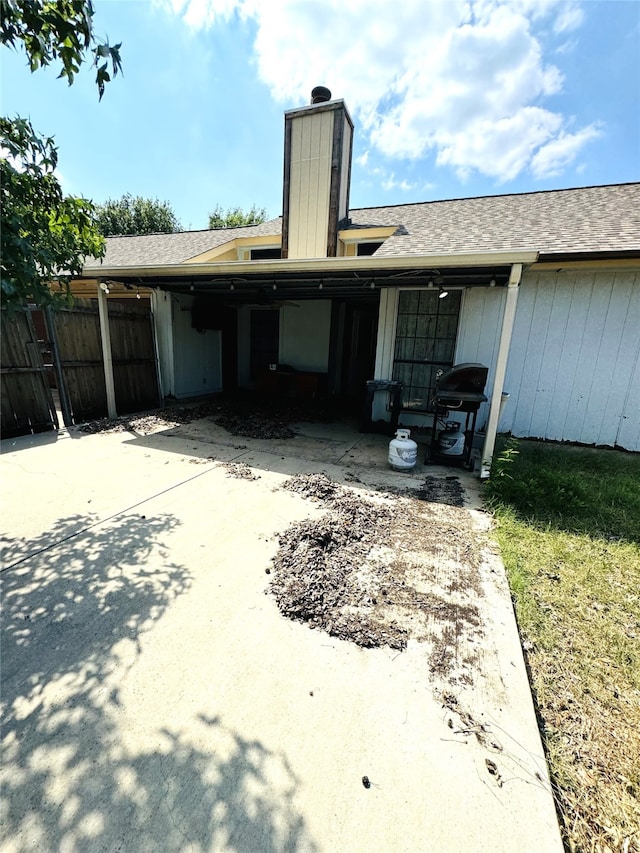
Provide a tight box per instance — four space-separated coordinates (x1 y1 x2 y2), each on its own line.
456 287 506 430
287 111 333 259
504 270 640 450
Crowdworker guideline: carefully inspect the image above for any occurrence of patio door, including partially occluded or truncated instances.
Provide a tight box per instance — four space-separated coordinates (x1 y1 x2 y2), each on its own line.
392 289 462 412
249 309 280 380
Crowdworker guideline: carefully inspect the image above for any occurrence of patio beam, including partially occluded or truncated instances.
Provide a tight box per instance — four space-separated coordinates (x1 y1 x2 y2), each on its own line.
480 263 522 479
97 282 117 419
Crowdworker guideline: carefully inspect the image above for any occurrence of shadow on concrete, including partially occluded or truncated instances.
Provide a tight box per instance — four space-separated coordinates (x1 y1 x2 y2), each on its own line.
1 514 316 852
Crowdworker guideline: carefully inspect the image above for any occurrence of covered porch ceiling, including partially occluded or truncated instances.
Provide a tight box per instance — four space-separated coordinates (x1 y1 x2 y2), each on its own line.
91 250 539 302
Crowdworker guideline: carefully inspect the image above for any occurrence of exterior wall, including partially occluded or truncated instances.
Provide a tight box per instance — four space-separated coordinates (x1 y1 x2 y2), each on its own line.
372 272 640 450
287 110 333 259
151 290 175 396
279 301 331 372
504 269 640 450
455 286 507 431
171 293 222 398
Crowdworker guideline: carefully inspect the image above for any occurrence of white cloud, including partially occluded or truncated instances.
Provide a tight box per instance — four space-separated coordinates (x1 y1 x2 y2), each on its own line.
553 4 584 33
530 123 602 178
158 0 598 183
381 173 418 192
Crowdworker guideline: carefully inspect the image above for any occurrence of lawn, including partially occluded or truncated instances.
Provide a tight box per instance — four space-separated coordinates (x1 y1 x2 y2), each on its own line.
484 439 640 853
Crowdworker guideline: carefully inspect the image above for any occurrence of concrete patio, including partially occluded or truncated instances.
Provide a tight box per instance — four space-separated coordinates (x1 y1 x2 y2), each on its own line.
0 414 563 852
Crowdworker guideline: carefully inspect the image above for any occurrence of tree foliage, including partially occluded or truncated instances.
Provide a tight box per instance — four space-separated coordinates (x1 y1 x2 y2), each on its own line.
208 204 267 230
95 194 182 236
1 117 106 309
1 0 121 310
1 0 122 99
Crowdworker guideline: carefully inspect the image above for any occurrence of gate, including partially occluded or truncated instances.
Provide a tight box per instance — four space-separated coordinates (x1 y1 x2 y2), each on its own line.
108 300 159 414
50 299 108 423
1 308 58 437
1 297 160 438
51 298 160 424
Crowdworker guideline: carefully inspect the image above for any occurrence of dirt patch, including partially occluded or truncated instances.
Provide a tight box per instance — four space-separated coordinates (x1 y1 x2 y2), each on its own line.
221 462 260 480
269 473 486 661
417 476 466 507
377 475 466 508
74 394 332 439
215 413 295 440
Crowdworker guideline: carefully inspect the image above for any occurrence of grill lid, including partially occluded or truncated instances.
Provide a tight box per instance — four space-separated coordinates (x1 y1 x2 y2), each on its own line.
437 363 488 394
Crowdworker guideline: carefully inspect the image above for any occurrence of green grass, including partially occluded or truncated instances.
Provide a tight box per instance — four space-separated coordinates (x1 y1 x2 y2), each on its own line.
484 440 640 853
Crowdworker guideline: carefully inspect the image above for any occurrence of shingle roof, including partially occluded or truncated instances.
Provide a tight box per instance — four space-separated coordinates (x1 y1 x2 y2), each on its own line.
350 184 640 258
91 183 640 269
96 217 284 268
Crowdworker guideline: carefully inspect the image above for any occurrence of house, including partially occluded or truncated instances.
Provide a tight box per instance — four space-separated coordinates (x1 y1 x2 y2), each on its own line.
81 89 640 476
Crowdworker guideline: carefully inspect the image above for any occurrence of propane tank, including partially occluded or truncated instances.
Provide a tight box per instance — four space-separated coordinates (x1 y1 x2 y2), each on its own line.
388 428 418 471
438 421 465 456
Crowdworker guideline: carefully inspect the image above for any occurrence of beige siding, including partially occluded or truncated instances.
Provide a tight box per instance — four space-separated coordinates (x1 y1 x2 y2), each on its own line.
287 111 333 259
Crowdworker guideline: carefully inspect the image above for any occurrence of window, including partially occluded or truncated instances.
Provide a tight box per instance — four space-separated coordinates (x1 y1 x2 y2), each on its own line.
392 289 461 412
356 242 383 256
250 247 281 260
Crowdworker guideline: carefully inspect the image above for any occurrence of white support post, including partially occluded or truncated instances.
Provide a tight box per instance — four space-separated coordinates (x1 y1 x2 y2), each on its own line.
480 263 522 479
97 282 117 419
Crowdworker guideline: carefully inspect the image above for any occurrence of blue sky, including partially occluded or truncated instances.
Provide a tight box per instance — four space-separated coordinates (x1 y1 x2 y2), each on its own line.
2 0 639 231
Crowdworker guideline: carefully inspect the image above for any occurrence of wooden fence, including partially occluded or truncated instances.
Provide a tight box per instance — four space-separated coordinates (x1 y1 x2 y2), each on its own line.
1 298 160 438
1 308 58 438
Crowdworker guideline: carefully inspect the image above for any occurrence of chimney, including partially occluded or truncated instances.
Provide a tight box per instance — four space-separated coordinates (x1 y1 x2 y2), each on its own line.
281 87 354 259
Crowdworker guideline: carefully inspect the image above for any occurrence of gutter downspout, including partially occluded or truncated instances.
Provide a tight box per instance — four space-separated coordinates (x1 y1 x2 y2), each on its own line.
480 262 522 479
97 282 117 419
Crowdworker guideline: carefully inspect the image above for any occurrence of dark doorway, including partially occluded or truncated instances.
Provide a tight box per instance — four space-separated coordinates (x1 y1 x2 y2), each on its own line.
219 307 238 391
339 301 378 411
250 309 280 381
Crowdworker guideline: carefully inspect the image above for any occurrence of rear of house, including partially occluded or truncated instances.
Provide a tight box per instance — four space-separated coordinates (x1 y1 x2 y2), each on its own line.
77 90 640 463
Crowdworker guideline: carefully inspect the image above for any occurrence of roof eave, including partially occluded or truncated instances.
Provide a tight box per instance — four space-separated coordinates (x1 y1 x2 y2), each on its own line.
83 249 539 280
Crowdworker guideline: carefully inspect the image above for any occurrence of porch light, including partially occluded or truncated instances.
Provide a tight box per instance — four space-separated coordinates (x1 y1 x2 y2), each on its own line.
489 278 496 287
230 283 235 291
272 282 277 291
438 288 449 299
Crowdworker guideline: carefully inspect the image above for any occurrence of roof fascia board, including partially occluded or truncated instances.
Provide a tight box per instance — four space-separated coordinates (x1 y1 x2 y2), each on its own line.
339 226 397 243
85 249 539 279
532 257 640 272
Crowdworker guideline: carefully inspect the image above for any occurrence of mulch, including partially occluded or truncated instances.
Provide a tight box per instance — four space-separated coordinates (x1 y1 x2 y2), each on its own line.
268 473 483 655
75 394 332 439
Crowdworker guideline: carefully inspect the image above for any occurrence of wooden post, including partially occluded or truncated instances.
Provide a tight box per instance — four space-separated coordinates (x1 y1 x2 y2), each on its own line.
97 282 117 419
480 263 522 479
45 305 73 428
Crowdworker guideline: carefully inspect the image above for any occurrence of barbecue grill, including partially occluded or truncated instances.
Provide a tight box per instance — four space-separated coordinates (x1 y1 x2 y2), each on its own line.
428 363 488 469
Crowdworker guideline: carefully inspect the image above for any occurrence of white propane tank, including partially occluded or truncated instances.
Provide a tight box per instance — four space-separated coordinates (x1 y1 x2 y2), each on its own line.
388 428 418 471
438 421 465 456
